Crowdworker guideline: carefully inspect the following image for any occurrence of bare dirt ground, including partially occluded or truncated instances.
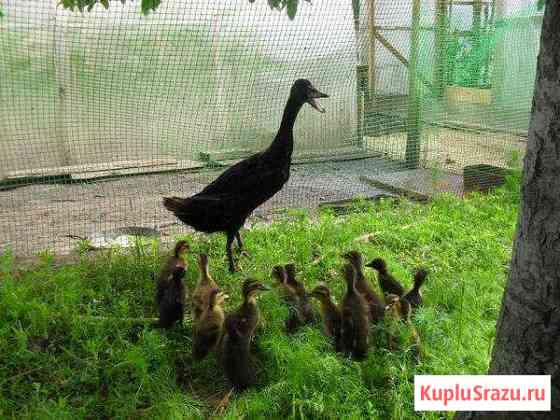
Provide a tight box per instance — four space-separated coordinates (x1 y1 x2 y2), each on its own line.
1 157 400 257
365 126 526 173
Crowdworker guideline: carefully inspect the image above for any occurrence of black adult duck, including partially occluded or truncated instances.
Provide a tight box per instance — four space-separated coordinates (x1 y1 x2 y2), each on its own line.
163 80 328 272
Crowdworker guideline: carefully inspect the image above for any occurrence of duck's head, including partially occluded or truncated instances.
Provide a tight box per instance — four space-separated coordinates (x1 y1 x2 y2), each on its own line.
342 250 363 268
284 263 297 283
310 283 332 302
291 79 329 113
365 257 386 272
174 240 190 258
271 265 288 285
242 278 270 300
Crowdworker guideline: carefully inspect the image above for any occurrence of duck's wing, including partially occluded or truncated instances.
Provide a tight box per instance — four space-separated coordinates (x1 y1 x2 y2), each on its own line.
200 152 263 195
199 152 288 198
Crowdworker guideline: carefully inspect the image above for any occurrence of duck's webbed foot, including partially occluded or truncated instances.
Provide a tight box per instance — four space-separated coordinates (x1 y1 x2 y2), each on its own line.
234 231 251 258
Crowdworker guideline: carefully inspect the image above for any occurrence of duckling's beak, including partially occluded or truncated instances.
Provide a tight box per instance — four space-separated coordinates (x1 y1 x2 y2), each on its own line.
307 89 329 113
256 284 271 292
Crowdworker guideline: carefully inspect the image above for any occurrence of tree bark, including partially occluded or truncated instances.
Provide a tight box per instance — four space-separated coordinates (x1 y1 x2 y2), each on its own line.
455 1 560 419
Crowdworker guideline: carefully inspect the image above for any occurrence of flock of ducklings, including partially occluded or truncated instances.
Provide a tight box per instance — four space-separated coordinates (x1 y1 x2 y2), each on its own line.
155 241 428 391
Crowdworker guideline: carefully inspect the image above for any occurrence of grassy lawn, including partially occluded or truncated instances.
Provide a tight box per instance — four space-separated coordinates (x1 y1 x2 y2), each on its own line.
0 176 520 419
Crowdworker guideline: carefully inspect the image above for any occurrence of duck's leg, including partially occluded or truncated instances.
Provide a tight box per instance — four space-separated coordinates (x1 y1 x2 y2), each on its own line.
226 232 236 273
235 231 251 258
235 231 244 250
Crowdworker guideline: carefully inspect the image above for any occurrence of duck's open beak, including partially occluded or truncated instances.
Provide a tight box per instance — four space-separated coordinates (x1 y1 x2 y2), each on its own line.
307 89 329 113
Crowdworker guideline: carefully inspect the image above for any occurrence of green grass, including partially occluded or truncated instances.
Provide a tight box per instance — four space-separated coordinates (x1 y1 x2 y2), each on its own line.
0 176 521 419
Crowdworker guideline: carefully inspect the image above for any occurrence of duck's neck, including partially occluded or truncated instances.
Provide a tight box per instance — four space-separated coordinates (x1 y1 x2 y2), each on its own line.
267 95 304 159
345 279 357 295
322 298 338 313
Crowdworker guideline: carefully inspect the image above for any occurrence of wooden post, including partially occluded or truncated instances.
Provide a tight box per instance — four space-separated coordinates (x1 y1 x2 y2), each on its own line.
433 0 448 98
52 4 72 166
491 0 505 105
367 0 376 100
405 0 422 168
352 0 364 146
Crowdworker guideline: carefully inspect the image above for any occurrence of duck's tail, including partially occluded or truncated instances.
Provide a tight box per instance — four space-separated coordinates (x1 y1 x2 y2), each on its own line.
163 196 185 214
413 269 428 290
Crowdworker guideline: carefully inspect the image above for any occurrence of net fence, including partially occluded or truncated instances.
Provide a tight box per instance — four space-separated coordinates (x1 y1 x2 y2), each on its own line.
0 0 541 255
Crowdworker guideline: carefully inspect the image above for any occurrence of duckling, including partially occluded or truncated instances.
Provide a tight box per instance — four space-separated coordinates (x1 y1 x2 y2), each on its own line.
221 279 269 390
342 251 385 323
284 263 315 325
192 289 227 360
272 265 301 334
340 263 369 360
365 258 405 297
384 293 422 360
402 268 428 309
192 253 219 321
155 240 190 329
309 283 343 352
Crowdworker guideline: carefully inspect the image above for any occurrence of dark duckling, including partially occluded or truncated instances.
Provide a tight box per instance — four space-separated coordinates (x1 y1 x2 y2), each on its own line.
384 293 422 360
340 263 369 361
221 279 270 391
284 263 315 325
365 258 405 297
272 265 301 334
191 254 225 359
192 289 227 360
402 268 428 309
155 240 189 329
309 283 343 352
342 250 385 323
192 253 219 321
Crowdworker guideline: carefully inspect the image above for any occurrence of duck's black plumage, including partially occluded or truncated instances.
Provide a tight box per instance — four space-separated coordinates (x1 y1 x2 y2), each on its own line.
340 263 369 361
402 268 428 309
366 258 405 297
343 251 385 323
310 284 343 352
156 265 186 329
155 241 189 329
163 80 328 273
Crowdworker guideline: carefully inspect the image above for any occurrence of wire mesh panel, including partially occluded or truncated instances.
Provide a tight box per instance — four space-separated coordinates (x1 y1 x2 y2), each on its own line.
0 0 541 256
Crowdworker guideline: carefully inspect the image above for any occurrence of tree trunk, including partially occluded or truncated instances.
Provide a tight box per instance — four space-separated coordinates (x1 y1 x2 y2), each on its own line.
455 1 560 419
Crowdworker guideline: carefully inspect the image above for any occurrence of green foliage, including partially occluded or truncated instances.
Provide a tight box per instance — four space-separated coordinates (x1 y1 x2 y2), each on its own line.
58 0 308 18
445 29 496 89
59 0 160 15
0 181 520 418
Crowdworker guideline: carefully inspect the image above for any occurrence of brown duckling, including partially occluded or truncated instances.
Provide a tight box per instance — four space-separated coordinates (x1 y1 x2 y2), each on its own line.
192 289 227 360
309 283 343 352
272 265 301 334
221 279 270 391
342 250 385 323
384 293 422 360
402 268 428 309
192 253 219 321
284 263 315 325
365 258 405 297
155 240 190 329
341 263 369 360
